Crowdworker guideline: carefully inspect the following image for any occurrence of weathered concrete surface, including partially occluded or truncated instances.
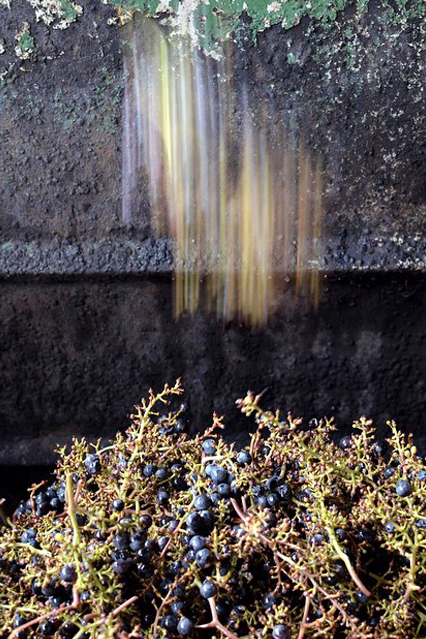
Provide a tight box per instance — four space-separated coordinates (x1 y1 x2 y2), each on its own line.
0 1 425 272
0 2 425 465
0 273 425 465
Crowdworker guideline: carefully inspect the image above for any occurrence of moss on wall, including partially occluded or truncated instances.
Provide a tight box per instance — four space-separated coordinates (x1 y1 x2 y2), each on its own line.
1 0 425 70
108 0 426 52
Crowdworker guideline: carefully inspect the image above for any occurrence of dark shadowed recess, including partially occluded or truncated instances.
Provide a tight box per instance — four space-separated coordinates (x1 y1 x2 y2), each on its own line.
0 272 424 480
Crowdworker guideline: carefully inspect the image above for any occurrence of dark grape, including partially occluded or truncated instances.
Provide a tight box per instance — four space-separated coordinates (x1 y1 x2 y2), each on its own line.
200 579 217 598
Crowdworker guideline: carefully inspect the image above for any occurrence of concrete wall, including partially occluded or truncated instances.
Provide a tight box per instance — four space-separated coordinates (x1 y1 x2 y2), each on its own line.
0 1 425 462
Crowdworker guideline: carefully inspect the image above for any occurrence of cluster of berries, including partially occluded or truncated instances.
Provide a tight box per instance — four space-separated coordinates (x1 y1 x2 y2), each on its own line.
1 381 426 639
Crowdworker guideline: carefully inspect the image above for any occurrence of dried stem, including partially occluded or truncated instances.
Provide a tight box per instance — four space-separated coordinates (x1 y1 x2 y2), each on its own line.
111 595 139 617
403 544 420 604
297 593 311 639
195 597 239 639
231 498 354 627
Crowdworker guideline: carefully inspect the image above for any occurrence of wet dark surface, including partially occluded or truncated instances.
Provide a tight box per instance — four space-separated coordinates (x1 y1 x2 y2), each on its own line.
0 272 424 466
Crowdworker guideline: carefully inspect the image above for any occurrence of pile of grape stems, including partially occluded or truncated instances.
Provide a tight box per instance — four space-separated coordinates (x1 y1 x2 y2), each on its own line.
1 381 426 639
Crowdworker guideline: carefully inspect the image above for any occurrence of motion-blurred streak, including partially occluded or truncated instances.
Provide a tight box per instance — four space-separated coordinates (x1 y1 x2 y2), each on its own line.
122 17 323 325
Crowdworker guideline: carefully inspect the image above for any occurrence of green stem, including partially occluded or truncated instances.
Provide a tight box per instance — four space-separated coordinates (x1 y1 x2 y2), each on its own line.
65 473 81 547
7 542 51 557
326 527 371 597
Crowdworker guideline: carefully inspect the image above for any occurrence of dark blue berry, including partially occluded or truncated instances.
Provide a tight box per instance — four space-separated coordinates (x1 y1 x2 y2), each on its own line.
175 419 185 433
266 477 279 491
112 559 132 575
384 521 395 534
171 600 185 614
218 483 231 498
13 614 28 639
40 619 58 636
48 595 64 608
158 536 169 551
396 479 411 497
41 578 57 597
210 492 221 506
60 622 79 639
162 614 178 631
267 493 279 507
144 538 157 553
21 529 37 546
210 466 228 484
355 589 369 604
383 466 396 479
202 439 216 456
194 494 211 510
199 509 213 525
257 495 269 508
156 490 169 506
59 564 77 583
143 464 156 477
155 467 169 481
168 519 178 531
139 514 152 529
339 436 352 450
112 499 124 512
372 440 388 456
189 535 207 552
216 599 230 619
200 579 217 598
358 528 375 543
237 451 252 465
177 618 194 635
169 560 183 576
262 593 276 609
50 498 62 512
196 548 212 568
84 454 101 475
186 511 212 535
136 562 153 578
277 483 292 501
272 625 290 639
113 532 130 550
129 531 146 552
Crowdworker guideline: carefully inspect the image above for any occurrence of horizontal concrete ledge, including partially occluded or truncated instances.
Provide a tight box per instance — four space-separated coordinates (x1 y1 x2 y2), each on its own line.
0 232 425 276
0 238 174 277
0 435 107 467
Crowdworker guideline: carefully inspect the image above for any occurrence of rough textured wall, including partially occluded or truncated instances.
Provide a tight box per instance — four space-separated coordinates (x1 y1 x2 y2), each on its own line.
0 1 425 463
1 274 425 464
0 1 425 270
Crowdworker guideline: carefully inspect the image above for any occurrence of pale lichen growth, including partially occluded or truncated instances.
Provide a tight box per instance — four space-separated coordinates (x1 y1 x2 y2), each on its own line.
26 0 83 30
168 0 201 46
267 1 282 12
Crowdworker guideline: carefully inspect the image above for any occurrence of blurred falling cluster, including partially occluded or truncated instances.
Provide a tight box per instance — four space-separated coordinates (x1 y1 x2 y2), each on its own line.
122 18 323 325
